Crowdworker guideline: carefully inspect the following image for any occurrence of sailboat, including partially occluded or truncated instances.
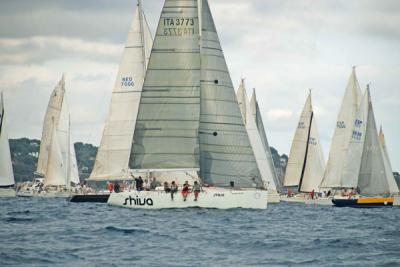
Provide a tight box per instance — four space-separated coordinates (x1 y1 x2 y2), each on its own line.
0 92 16 197
333 87 399 207
107 0 268 210
320 67 363 190
236 79 280 203
282 91 326 203
17 76 80 197
70 0 153 203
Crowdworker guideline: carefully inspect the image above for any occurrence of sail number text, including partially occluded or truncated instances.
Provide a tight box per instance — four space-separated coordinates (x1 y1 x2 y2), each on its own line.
163 17 195 36
121 77 134 87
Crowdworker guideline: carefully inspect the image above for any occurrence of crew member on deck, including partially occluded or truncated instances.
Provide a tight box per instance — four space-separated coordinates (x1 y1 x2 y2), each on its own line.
192 181 201 201
170 181 178 200
182 181 190 201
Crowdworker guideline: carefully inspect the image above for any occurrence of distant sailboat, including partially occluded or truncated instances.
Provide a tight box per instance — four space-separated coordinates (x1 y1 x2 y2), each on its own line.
236 80 280 203
250 88 282 192
0 92 16 197
89 0 153 182
320 67 363 189
108 0 267 209
282 91 325 202
18 76 79 197
333 87 399 207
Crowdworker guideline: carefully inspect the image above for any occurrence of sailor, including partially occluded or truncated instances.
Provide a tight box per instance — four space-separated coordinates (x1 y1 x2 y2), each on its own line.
192 181 202 201
136 176 144 191
113 181 120 193
310 189 315 200
181 181 190 201
170 181 178 200
164 182 171 193
107 181 113 193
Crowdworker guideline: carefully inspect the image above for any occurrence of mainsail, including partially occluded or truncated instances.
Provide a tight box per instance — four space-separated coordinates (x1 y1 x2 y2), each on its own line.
129 0 262 188
90 0 153 180
250 88 282 191
38 76 80 186
284 91 325 192
236 80 277 190
341 87 398 196
320 67 363 188
0 92 15 187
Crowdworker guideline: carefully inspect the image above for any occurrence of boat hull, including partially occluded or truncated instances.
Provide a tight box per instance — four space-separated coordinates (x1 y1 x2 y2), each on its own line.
332 197 394 208
267 191 280 203
108 188 268 210
69 194 110 203
394 196 400 206
17 190 70 198
0 188 16 197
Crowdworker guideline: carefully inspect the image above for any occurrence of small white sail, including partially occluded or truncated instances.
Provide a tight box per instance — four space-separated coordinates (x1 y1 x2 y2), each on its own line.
379 127 399 194
340 88 370 189
69 141 80 184
44 122 66 186
284 92 313 187
0 92 15 187
299 116 325 192
320 67 363 188
90 0 153 181
37 76 65 176
250 89 282 191
237 80 277 191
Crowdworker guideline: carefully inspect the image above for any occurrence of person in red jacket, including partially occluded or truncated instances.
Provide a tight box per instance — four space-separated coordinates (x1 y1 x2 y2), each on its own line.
181 181 190 201
107 181 113 193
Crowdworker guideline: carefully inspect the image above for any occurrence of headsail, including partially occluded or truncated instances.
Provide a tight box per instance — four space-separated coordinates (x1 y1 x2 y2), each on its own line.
320 67 363 188
90 1 153 180
0 92 15 187
379 127 399 194
199 0 262 188
237 80 277 190
250 88 282 191
284 92 313 187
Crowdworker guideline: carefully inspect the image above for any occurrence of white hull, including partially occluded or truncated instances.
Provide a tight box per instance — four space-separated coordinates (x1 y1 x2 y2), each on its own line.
267 191 280 203
0 188 16 197
108 188 268 210
394 196 400 206
280 195 332 205
280 195 308 203
17 190 70 198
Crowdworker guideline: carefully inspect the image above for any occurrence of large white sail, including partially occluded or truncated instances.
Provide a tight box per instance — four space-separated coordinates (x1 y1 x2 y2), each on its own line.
320 67 363 188
44 122 66 186
37 76 65 176
379 127 399 194
250 88 281 191
199 0 263 188
0 92 15 187
130 0 201 171
340 88 370 189
299 116 325 192
284 92 313 187
90 1 153 180
237 80 277 190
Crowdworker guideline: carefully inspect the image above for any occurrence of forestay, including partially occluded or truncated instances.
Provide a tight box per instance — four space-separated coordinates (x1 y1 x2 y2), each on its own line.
91 1 153 180
320 67 363 188
199 0 262 188
0 92 14 187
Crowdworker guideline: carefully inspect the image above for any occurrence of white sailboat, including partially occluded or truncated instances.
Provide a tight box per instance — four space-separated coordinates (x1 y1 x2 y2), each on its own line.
0 92 16 197
236 79 280 203
108 0 267 210
320 67 363 189
333 87 399 207
89 0 153 182
17 76 79 197
282 91 326 203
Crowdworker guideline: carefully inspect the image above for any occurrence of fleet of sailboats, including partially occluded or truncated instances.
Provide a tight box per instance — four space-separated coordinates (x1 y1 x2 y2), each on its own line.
0 92 16 197
3 0 399 208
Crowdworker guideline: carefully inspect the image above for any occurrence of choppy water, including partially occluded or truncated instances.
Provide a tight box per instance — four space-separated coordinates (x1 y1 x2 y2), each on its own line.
1 198 399 267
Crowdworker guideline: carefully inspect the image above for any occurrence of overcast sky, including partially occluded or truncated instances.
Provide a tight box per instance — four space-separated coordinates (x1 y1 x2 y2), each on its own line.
1 0 399 171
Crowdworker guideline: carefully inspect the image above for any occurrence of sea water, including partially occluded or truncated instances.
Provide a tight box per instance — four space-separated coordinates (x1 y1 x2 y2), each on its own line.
1 198 399 267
